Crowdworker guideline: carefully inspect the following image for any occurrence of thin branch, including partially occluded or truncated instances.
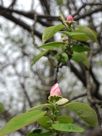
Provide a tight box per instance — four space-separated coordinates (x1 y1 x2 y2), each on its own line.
69 62 87 87
8 0 17 9
0 5 51 26
0 12 42 39
0 4 101 28
20 82 33 107
70 93 87 101
75 7 102 20
73 2 102 17
39 0 50 15
89 67 102 100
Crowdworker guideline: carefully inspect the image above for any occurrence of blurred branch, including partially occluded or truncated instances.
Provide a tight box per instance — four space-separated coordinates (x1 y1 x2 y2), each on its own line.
20 82 33 107
75 7 102 20
0 3 101 33
89 67 101 99
69 62 87 87
0 5 51 26
70 93 87 101
0 7 42 39
39 0 50 15
11 61 33 108
8 0 17 9
73 2 102 16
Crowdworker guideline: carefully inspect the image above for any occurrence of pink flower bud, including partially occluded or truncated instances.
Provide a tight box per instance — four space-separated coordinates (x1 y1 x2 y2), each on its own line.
50 83 62 97
66 15 74 23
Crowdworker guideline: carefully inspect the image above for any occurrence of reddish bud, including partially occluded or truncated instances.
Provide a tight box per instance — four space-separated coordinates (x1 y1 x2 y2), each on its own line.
50 83 62 97
66 15 74 23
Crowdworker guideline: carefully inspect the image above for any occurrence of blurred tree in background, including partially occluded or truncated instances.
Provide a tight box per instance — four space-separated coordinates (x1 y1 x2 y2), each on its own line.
0 0 102 135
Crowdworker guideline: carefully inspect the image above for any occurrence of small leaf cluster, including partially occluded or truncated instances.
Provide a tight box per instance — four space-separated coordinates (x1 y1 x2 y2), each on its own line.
32 17 97 68
0 99 98 136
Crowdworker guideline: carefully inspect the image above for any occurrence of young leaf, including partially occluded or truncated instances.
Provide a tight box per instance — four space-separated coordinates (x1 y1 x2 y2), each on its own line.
72 45 90 52
76 26 97 42
42 24 64 43
72 52 90 68
65 102 98 127
61 53 69 63
40 42 66 50
52 123 84 132
0 110 46 136
32 50 49 65
63 31 90 42
56 53 68 64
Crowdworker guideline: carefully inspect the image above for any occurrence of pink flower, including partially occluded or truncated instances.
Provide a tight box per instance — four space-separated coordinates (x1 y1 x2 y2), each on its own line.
50 83 62 96
66 15 74 23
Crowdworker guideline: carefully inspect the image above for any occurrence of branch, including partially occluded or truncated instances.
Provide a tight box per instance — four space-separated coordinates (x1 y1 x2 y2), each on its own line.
89 67 102 100
69 62 87 87
0 12 42 39
0 3 102 28
75 7 102 20
0 5 51 27
39 0 50 15
8 0 17 9
70 93 87 101
73 2 102 16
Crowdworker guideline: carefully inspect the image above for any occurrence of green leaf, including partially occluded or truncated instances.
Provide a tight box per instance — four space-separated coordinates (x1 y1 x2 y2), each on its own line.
28 103 50 112
61 53 69 63
32 50 49 65
72 52 90 68
40 42 66 50
0 110 46 136
52 123 84 132
56 53 68 64
63 31 90 42
72 45 90 52
57 115 73 123
0 103 4 113
38 116 52 128
76 26 97 42
42 24 64 42
65 102 98 127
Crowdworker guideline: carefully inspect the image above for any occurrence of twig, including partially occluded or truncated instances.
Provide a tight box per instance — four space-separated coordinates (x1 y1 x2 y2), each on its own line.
20 82 33 107
73 2 102 17
70 93 87 101
69 62 87 87
75 7 102 20
31 11 37 47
